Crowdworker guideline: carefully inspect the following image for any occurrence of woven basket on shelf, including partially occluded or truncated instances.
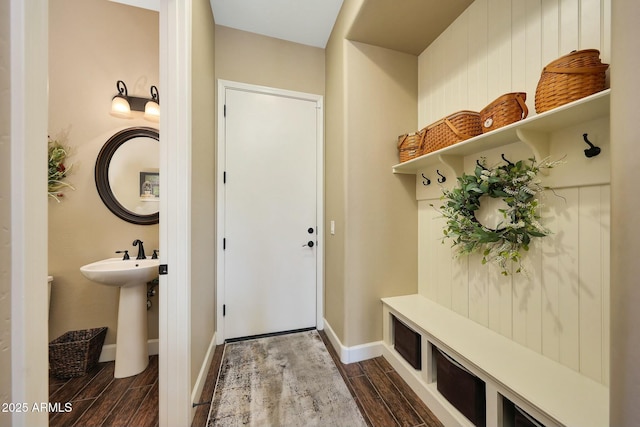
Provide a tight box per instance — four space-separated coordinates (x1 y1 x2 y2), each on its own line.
480 92 528 133
535 49 608 113
49 327 107 378
422 110 482 155
397 129 426 163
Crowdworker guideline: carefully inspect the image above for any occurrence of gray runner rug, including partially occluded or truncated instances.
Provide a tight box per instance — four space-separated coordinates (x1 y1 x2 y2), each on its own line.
206 330 367 427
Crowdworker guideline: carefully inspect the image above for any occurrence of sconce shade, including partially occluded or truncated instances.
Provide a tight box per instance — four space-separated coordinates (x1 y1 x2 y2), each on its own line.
144 100 160 122
143 85 160 122
111 96 133 119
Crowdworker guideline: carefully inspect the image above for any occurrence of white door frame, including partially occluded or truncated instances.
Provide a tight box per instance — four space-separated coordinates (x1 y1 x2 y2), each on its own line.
216 80 324 344
158 0 192 426
12 1 191 426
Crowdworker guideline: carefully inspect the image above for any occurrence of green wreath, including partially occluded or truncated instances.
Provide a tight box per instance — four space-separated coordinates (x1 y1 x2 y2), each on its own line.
436 157 562 275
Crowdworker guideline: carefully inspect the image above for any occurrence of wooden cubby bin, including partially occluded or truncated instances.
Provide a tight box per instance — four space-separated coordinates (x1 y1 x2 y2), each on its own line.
392 314 422 370
434 346 486 427
501 396 546 427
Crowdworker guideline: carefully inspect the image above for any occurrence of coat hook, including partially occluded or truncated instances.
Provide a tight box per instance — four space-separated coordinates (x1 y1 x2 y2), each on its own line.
583 133 601 158
476 159 486 169
436 169 446 183
501 153 514 166
421 173 431 186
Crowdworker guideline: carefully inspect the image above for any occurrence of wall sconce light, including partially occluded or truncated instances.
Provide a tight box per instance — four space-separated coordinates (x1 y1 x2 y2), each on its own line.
110 80 160 122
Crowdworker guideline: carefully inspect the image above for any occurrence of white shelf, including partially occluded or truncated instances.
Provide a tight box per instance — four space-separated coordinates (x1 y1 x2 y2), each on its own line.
392 89 611 175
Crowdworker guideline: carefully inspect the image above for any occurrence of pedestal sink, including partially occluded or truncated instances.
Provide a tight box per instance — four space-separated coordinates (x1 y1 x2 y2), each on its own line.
80 257 159 378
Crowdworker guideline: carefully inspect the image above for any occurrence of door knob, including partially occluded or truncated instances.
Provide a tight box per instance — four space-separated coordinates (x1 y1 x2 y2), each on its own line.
303 241 315 248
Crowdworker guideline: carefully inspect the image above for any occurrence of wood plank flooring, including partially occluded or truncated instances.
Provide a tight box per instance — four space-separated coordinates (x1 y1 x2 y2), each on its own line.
48 331 442 427
49 355 159 427
191 331 443 427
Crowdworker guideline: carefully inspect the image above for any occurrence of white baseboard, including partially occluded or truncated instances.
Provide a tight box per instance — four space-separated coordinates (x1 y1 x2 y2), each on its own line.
322 318 383 364
191 332 218 420
98 338 159 362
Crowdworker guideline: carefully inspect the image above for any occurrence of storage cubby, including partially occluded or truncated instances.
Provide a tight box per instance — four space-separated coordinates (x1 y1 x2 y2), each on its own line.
392 315 422 370
381 295 608 427
434 346 486 427
501 396 547 427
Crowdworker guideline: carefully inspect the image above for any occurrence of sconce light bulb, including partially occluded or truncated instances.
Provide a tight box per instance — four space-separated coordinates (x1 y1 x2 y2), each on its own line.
144 100 160 122
110 96 133 119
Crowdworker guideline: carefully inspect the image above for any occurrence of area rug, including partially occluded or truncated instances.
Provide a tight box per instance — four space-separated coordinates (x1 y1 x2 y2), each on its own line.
206 330 367 427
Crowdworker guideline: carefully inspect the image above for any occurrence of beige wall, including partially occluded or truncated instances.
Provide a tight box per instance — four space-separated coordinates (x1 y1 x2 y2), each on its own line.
48 0 159 346
343 41 418 345
190 0 216 391
324 0 361 346
215 25 325 96
325 0 418 347
610 0 640 423
0 0 11 424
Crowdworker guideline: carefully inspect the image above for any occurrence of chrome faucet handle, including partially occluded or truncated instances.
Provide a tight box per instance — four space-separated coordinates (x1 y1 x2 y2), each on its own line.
116 250 130 260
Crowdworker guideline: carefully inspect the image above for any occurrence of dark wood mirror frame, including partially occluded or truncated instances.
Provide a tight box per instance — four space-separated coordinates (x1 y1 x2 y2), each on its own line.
95 126 159 225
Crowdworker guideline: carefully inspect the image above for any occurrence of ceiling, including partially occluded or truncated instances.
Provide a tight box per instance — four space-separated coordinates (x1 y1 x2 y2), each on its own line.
210 0 344 49
111 0 475 55
347 0 474 55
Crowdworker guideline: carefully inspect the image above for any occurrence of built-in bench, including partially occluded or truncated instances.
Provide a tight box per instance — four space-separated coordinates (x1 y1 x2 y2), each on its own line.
381 294 609 427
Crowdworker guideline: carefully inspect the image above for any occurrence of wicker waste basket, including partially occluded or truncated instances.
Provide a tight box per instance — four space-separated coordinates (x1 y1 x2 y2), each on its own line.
49 327 107 378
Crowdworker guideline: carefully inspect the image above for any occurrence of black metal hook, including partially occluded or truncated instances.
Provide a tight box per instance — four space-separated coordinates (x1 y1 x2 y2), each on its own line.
583 133 601 158
476 159 486 170
421 173 431 186
501 153 514 166
436 170 446 183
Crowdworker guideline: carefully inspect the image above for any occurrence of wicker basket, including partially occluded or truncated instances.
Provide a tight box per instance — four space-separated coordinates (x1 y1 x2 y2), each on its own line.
49 327 107 378
535 49 608 113
422 110 482 155
480 92 528 133
397 129 426 163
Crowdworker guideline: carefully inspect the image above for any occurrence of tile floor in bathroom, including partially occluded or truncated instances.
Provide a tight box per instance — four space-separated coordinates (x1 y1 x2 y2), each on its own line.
49 355 158 427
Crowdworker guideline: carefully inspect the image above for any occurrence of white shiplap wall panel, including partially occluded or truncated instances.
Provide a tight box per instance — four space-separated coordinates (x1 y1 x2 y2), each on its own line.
601 185 610 386
524 1 542 111
511 0 527 94
541 0 560 66
551 188 581 373
560 0 580 52
487 0 512 98
581 0 602 50
417 0 610 383
578 186 604 383
488 264 513 339
467 0 489 113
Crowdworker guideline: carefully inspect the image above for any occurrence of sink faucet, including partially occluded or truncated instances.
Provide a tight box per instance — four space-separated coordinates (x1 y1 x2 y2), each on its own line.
132 239 146 259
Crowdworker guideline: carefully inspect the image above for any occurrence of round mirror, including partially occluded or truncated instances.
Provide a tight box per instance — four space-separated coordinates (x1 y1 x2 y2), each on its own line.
95 127 159 225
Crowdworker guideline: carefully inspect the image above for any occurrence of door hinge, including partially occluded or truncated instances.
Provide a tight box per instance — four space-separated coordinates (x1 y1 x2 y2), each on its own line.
223 171 226 183
223 304 226 316
224 104 226 117
223 238 226 250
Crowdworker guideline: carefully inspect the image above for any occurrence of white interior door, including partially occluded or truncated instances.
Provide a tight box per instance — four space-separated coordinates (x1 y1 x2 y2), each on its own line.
223 86 318 340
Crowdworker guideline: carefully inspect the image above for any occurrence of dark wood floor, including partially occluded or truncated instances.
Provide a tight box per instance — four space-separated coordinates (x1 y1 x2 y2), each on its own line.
49 355 159 427
191 330 443 427
48 332 442 427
